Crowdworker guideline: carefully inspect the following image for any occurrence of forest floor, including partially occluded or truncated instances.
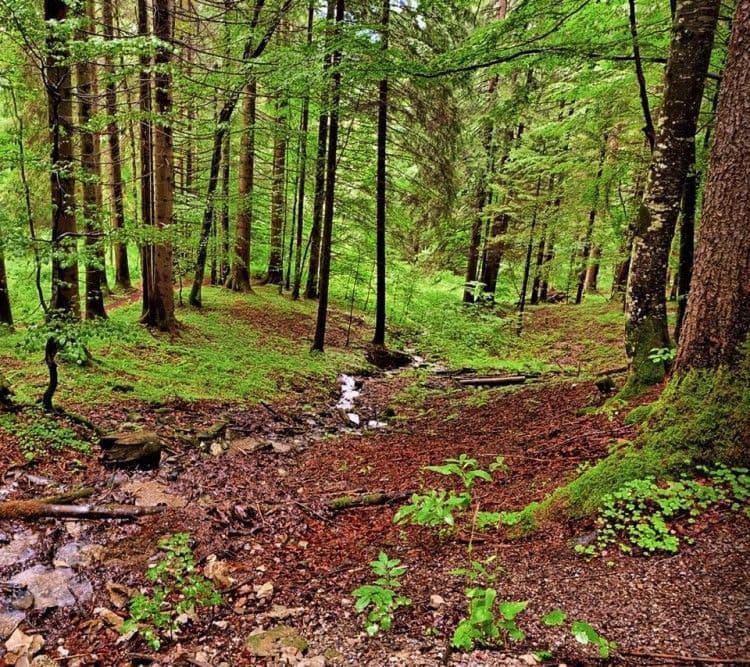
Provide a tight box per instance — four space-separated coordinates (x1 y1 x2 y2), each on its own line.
0 288 748 667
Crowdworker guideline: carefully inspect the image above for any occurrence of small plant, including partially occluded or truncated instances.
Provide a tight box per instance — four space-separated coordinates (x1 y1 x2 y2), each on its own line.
582 466 750 556
571 620 616 658
0 411 90 461
450 556 499 583
647 346 676 365
425 454 492 490
393 489 471 528
121 533 222 650
352 551 411 636
451 587 528 650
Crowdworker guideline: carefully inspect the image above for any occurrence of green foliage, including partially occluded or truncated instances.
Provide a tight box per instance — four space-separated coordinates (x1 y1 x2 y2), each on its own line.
585 466 750 556
451 587 528 650
425 454 493 489
351 552 411 637
647 347 676 365
542 608 567 626
449 555 499 583
570 620 616 658
0 410 90 461
393 489 471 528
121 533 222 651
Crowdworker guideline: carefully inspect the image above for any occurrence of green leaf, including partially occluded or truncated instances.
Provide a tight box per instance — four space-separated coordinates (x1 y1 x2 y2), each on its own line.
498 600 527 620
542 609 566 626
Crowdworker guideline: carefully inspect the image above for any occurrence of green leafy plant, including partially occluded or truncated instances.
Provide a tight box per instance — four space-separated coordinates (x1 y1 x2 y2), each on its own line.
542 608 567 626
352 551 411 636
571 620 616 658
393 489 471 528
451 587 528 650
584 466 750 556
647 346 676 365
0 411 90 461
449 556 499 583
121 533 222 650
425 454 492 489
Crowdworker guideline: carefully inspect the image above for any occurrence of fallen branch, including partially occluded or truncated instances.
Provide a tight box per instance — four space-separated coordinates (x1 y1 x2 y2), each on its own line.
0 499 165 521
456 374 527 387
326 491 412 511
620 649 750 664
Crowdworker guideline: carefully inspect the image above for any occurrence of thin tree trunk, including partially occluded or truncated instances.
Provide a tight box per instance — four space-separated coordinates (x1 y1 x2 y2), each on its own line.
463 180 486 304
220 130 231 284
674 0 750 372
584 245 602 292
227 81 256 292
628 0 655 151
540 233 555 302
267 96 288 284
102 0 131 289
46 0 80 318
311 0 344 352
138 0 154 318
0 243 11 326
372 0 389 346
516 177 542 335
144 0 177 332
76 0 107 319
625 0 720 388
530 227 546 306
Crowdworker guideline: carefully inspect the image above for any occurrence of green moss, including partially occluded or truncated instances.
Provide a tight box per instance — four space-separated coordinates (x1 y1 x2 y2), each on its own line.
624 404 653 425
620 316 669 397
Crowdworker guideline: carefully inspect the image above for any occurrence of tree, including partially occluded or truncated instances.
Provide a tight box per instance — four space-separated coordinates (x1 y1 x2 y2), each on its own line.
624 0 720 388
142 0 177 332
46 0 80 318
266 94 288 285
102 0 131 290
673 0 750 372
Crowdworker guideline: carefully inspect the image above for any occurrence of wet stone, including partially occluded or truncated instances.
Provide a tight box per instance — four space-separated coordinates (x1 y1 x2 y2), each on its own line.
0 531 38 569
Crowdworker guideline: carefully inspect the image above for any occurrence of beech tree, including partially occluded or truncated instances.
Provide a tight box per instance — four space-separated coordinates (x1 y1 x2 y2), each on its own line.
673 0 750 373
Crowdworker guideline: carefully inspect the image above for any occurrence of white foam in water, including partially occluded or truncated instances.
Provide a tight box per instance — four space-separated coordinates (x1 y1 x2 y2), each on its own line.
336 374 360 411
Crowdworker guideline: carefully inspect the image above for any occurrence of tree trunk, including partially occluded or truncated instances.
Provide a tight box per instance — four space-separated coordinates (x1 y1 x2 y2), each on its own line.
530 228 546 306
516 177 542 335
0 243 11 326
76 0 107 319
137 0 154 318
144 0 177 332
305 0 335 300
673 0 750 372
46 0 80 318
220 130 231 284
575 140 606 304
539 234 555 302
102 0 131 290
267 96 288 285
463 180 486 304
584 245 602 293
372 0 389 346
625 0 720 388
227 81 256 292
311 0 344 352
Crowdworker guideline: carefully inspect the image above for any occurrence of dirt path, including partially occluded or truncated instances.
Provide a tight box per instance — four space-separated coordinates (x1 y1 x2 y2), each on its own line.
0 368 748 666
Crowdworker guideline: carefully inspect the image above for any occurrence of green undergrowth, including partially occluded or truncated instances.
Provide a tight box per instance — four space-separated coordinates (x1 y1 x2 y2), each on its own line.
0 409 91 461
501 354 750 530
0 287 360 406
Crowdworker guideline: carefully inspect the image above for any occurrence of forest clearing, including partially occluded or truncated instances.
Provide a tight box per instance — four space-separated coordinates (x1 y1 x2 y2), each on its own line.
0 0 749 665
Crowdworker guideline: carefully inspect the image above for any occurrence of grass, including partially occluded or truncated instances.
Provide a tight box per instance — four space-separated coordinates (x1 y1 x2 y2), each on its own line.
0 287 361 406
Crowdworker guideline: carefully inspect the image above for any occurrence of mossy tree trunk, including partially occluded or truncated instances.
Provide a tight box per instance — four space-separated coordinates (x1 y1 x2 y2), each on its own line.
673 0 750 373
624 0 720 389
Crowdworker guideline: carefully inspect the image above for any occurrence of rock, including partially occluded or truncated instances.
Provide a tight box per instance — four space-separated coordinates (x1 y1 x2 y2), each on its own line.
346 413 360 427
209 441 225 457
31 657 58 667
11 591 33 611
574 530 598 547
323 647 344 664
264 605 305 621
0 610 24 640
0 531 38 568
94 607 125 631
429 594 445 609
228 438 269 456
122 480 187 508
203 556 234 589
196 420 229 444
100 431 162 468
5 628 44 658
519 655 539 666
245 626 308 658
52 543 82 568
366 420 387 429
271 442 293 454
297 657 325 667
10 566 91 611
254 582 274 601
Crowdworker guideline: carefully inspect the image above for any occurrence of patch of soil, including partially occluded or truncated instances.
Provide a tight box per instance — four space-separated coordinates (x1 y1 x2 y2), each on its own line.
0 372 747 667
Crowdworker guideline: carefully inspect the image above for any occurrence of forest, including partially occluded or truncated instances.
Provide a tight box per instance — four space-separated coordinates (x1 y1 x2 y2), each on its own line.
0 0 748 663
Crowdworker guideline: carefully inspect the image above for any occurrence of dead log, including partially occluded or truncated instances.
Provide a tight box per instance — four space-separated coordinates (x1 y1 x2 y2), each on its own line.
0 500 165 521
100 431 162 468
326 491 412 511
196 420 228 443
456 374 527 387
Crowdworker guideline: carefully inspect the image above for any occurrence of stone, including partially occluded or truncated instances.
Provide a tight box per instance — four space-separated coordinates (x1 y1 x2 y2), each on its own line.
10 566 91 611
429 594 445 609
346 413 360 427
100 431 162 468
122 480 187 508
5 628 44 658
0 532 38 569
245 626 308 658
254 582 274 600
519 655 539 666
0 610 24 640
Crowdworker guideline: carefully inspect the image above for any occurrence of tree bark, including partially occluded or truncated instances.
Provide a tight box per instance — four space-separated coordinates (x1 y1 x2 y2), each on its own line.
144 0 177 332
228 82 256 292
267 96 288 284
220 130 231 284
372 0 389 346
0 242 11 326
625 0 720 388
673 0 750 372
77 0 107 319
46 0 80 318
102 0 131 290
575 140 606 304
311 0 344 352
584 245 602 293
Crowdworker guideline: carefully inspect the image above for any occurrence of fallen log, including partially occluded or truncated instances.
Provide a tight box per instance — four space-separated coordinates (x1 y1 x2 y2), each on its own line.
100 431 162 468
0 500 166 521
456 374 527 387
326 491 412 511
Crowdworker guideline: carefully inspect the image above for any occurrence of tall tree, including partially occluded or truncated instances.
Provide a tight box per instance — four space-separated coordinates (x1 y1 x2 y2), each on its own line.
46 0 80 318
372 0 389 346
624 0 720 388
102 0 131 289
673 0 750 372
311 0 344 352
142 0 177 332
76 0 107 319
0 238 11 326
266 95 288 284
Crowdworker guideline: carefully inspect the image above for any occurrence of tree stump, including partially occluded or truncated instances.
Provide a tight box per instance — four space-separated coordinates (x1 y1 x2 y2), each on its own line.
100 431 162 468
